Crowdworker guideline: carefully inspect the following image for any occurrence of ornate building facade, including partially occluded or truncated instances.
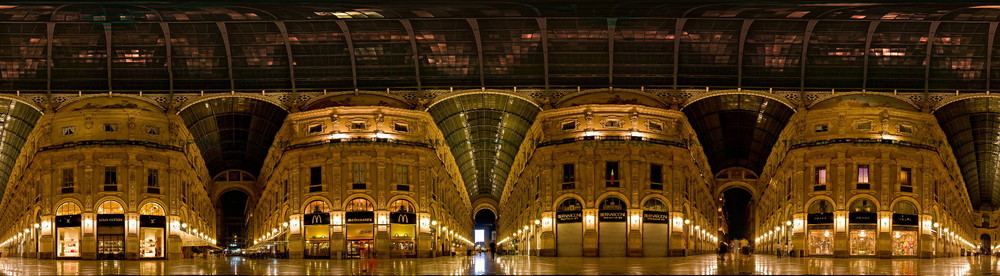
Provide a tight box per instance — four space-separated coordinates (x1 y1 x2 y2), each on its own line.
243 95 474 259
496 95 720 257
0 96 218 260
752 94 979 258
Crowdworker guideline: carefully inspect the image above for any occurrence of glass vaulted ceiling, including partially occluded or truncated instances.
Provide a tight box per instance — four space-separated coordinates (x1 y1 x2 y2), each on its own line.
0 99 41 203
935 98 1000 211
178 97 288 177
683 94 794 175
428 94 541 200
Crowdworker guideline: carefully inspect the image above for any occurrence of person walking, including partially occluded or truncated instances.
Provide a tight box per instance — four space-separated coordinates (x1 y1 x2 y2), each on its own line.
717 241 728 261
489 240 498 260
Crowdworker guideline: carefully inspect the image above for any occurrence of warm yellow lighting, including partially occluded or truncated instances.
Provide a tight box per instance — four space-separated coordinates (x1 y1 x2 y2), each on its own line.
534 220 541 225
431 220 438 226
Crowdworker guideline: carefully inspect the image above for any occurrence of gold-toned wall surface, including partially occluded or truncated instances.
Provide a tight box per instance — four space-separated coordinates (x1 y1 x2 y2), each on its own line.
244 105 474 259
0 96 217 260
497 104 720 257
753 95 978 259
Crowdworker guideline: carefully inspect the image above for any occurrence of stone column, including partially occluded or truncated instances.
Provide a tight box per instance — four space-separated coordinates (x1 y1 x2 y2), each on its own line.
833 211 848 257
627 208 642 257
582 208 598 257
39 216 54 259
539 212 556 257
792 213 805 257
668 211 685 256
167 215 182 260
877 211 892 258
81 213 96 260
331 211 345 259
375 211 390 258
919 214 933 258
288 214 304 259
417 213 433 258
125 213 140 260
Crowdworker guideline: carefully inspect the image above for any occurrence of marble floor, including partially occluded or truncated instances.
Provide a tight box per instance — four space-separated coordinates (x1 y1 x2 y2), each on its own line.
0 254 996 275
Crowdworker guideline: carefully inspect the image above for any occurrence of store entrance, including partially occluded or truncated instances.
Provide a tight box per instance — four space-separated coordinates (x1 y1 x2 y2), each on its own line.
347 239 373 259
97 214 125 260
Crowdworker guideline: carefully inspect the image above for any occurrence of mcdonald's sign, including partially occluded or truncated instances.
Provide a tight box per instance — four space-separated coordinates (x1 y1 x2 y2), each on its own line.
390 212 416 224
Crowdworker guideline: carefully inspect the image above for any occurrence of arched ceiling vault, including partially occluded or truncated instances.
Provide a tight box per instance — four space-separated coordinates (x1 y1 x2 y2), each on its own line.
682 94 795 175
178 97 288 177
427 93 541 200
0 99 42 202
935 97 1000 211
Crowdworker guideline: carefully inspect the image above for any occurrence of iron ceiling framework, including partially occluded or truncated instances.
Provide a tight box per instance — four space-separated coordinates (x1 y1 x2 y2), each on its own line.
427 93 540 200
683 94 795 175
178 97 288 177
0 99 41 203
935 97 1000 211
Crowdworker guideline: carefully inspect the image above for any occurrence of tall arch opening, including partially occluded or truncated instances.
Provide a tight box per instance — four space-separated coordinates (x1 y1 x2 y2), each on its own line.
474 209 496 248
722 188 754 241
218 190 250 251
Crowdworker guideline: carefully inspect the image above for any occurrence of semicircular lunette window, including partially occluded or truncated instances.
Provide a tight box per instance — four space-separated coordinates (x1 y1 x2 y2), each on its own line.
427 93 541 200
178 97 288 177
682 94 794 175
934 97 1000 211
0 99 42 200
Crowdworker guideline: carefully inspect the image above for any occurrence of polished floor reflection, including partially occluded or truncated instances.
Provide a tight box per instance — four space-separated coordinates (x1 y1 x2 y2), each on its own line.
0 254 996 275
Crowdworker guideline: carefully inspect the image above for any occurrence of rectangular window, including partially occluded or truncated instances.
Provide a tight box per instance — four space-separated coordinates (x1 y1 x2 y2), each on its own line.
308 124 323 134
146 169 159 194
900 167 913 192
309 166 323 192
562 164 575 189
561 121 576 131
650 163 663 190
393 123 409 132
900 167 912 185
104 123 118 132
605 161 620 187
352 163 366 187
816 166 827 184
396 165 409 191
61 168 74 194
815 124 828 132
858 165 870 183
104 166 118 192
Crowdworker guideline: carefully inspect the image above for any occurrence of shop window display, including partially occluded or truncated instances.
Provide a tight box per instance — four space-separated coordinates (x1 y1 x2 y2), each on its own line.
808 229 833 255
55 203 82 258
849 228 876 256
892 230 917 256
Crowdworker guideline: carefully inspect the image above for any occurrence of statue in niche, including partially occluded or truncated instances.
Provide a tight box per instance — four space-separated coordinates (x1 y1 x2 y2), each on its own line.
584 109 594 128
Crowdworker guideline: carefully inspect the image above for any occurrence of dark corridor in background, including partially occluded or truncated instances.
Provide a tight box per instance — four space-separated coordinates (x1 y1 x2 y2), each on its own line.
723 188 753 241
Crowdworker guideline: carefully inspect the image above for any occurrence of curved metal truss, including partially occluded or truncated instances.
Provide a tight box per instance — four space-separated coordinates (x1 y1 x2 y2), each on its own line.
178 97 288 176
427 93 541 200
935 97 1000 210
683 94 795 175
2 3 1000 92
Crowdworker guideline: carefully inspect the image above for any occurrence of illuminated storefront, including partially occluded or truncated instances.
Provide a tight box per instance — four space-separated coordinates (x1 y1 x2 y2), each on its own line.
389 200 417 258
96 201 126 260
598 196 627 257
641 199 670 257
892 201 919 256
138 203 166 259
555 198 583 257
303 201 331 259
345 198 375 259
806 200 834 256
54 203 82 259
849 199 877 256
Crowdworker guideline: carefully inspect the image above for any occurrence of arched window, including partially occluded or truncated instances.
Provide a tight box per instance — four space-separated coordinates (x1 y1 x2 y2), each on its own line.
642 198 668 212
139 203 164 216
56 202 82 216
599 196 626 211
849 198 875 213
892 201 918 215
808 200 833 214
390 199 415 213
346 198 374 212
306 200 330 214
557 198 582 212
97 201 125 214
